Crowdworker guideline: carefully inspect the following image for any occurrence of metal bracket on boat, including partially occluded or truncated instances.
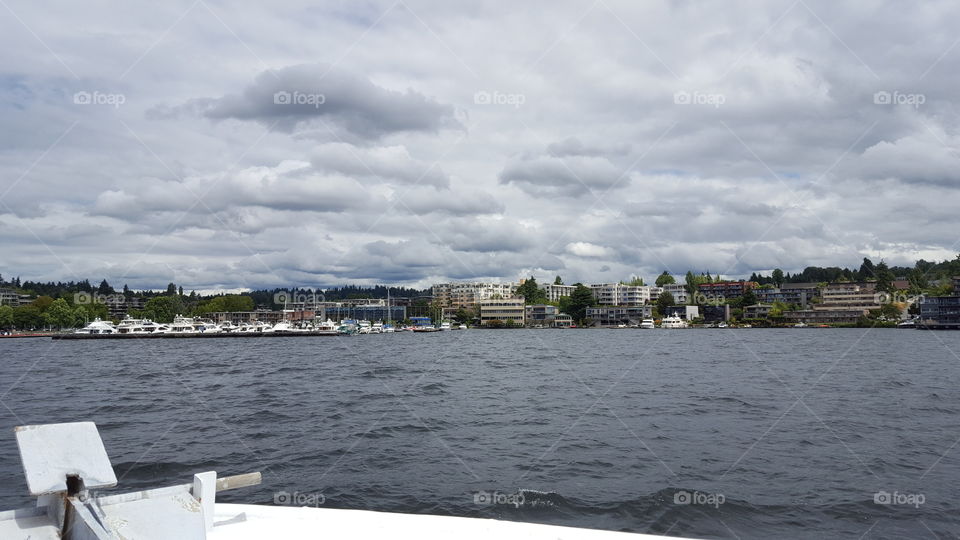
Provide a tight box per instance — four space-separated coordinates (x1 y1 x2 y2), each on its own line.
1 422 262 540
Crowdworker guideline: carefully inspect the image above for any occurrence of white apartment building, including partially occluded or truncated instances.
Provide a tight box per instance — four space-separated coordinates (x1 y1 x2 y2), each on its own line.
661 283 689 304
433 282 518 309
541 283 576 302
589 283 657 306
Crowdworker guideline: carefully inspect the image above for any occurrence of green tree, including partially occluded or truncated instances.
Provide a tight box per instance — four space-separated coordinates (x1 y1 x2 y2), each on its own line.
772 268 784 287
43 298 77 329
515 277 547 304
656 291 675 316
626 276 645 286
567 284 595 323
554 275 563 285
13 305 43 330
143 296 183 323
0 305 14 329
655 272 675 286
875 261 895 292
32 296 54 312
196 295 254 314
741 288 758 306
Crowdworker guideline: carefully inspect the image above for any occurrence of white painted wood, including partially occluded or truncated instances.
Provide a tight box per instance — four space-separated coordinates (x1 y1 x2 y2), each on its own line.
15 422 117 495
194 471 216 531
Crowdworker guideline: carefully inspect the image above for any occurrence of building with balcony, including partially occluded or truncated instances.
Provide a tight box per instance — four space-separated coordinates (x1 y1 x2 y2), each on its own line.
585 306 652 326
433 282 517 310
0 288 22 307
525 304 560 326
696 281 758 299
919 295 960 329
753 283 820 308
104 296 145 319
663 305 700 320
479 298 525 326
588 283 656 306
743 304 774 319
702 304 731 323
321 305 406 322
541 283 575 302
661 283 689 304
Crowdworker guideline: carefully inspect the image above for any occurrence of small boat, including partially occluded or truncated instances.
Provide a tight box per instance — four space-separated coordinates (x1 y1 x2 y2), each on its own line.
639 319 655 329
458 324 468 330
717 322 728 328
438 321 452 331
793 322 807 328
73 318 117 334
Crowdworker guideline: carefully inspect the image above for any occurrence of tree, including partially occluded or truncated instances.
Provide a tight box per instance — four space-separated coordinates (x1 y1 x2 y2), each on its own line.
515 277 547 304
655 272 675 286
32 296 54 312
772 268 784 287
874 261 895 292
13 305 43 330
143 296 183 323
656 291 675 316
43 298 76 329
858 258 875 281
554 275 563 285
741 288 758 306
0 305 14 329
166 283 177 296
196 295 254 314
567 284 595 323
626 276 644 286
97 279 114 295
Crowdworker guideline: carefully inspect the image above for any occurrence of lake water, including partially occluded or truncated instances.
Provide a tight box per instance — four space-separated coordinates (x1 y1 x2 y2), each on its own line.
1 328 959 539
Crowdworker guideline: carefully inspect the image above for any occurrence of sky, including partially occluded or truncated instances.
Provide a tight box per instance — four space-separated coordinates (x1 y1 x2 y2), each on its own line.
1 0 959 291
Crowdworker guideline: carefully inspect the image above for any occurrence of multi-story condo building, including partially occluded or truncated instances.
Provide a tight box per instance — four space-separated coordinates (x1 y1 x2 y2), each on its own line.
525 304 560 326
479 298 525 326
104 296 145 319
753 283 821 308
541 283 575 302
588 283 656 306
433 282 517 310
919 293 960 329
661 283 689 304
696 281 758 299
784 283 881 324
586 306 652 326
0 288 22 307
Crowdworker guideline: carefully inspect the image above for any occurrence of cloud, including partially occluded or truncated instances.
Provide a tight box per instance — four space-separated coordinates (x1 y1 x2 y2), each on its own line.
499 152 626 196
566 242 615 258
311 142 450 188
197 63 460 140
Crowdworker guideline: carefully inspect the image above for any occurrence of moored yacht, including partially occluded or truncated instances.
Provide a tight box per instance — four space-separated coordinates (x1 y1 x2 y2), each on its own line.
116 317 163 334
438 321 452 331
73 318 117 334
639 318 655 329
660 315 688 329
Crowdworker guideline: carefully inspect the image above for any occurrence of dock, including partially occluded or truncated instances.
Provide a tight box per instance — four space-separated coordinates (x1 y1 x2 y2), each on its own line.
51 331 341 340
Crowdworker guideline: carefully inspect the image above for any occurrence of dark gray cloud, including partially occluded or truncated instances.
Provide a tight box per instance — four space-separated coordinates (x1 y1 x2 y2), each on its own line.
199 63 460 140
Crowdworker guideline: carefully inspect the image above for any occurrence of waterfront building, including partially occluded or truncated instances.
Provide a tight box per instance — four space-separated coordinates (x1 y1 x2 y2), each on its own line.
541 283 575 302
433 282 517 310
585 306 652 326
919 295 960 329
478 298 525 326
0 288 22 307
783 283 881 324
525 304 559 326
104 296 145 319
743 304 774 319
696 281 758 299
663 305 700 320
661 283 689 304
701 304 731 323
753 283 820 308
209 310 286 325
321 305 406 322
588 283 656 306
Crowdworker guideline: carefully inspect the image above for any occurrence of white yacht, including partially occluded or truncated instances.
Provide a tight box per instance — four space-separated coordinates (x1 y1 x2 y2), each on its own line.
316 318 338 331
371 321 384 333
271 321 305 333
438 321 452 331
159 315 198 334
357 320 372 334
194 318 221 333
639 318 655 329
73 318 117 334
660 315 688 329
116 317 163 334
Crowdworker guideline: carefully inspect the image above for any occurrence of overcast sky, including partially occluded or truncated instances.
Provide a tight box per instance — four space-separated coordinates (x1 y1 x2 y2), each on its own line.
2 1 959 291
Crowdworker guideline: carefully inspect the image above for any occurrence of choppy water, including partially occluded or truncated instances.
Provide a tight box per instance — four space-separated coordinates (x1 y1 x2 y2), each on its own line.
1 329 959 539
